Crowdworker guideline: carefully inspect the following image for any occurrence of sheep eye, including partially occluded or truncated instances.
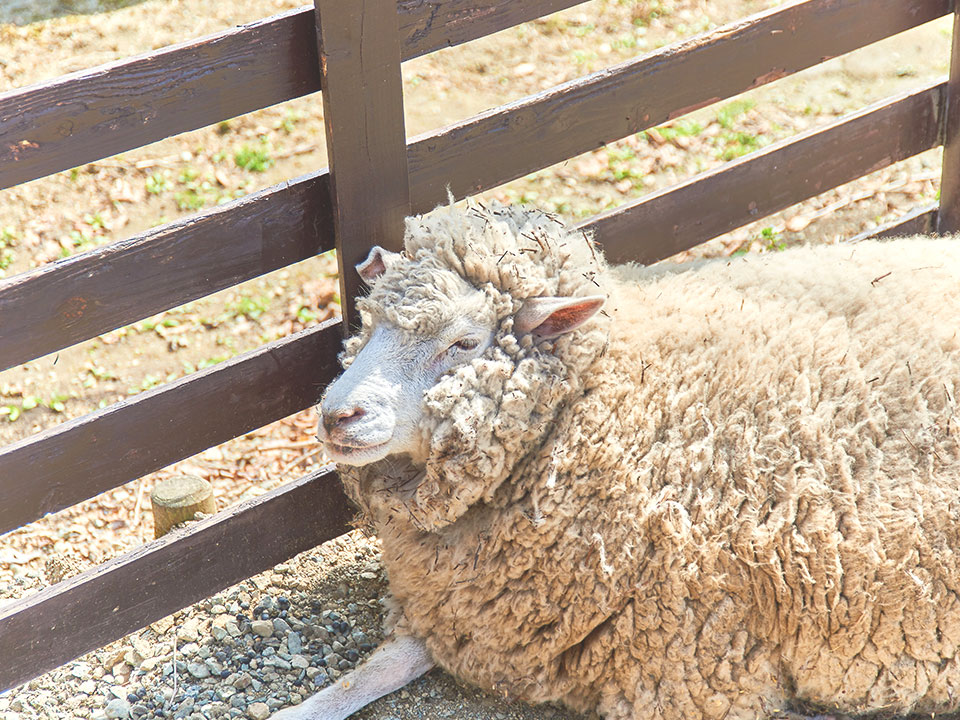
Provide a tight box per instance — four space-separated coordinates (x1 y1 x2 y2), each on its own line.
449 337 479 352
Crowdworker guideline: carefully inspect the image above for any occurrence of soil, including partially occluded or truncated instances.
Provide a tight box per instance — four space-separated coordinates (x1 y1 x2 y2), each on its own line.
0 0 952 718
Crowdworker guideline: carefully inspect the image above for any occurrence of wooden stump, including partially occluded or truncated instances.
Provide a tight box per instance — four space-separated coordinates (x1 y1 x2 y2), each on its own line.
151 475 216 538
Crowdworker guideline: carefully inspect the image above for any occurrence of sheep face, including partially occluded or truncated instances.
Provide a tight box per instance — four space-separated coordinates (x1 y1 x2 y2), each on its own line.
319 258 497 465
320 245 605 468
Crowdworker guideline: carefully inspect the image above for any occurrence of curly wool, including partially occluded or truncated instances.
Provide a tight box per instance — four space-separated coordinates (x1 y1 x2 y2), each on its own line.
340 203 960 720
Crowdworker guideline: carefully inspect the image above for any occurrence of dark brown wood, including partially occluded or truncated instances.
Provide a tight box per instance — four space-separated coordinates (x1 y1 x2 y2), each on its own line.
0 0 587 191
581 82 944 265
397 0 586 59
0 173 333 373
847 203 938 242
0 466 352 694
407 0 950 211
316 0 411 328
937 8 960 233
0 318 343 536
0 8 321 191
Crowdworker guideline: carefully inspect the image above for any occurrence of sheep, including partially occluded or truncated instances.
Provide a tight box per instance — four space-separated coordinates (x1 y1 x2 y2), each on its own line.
274 202 960 720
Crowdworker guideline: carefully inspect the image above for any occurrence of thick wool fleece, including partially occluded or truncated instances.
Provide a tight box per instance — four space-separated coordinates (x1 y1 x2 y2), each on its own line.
339 203 960 720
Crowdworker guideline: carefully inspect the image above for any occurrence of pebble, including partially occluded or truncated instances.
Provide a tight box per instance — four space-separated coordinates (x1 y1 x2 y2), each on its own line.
250 620 273 638
287 632 302 655
246 702 270 720
187 662 210 679
104 698 131 719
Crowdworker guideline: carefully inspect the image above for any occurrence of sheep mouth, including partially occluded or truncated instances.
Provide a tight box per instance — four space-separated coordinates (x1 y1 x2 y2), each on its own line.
325 439 391 464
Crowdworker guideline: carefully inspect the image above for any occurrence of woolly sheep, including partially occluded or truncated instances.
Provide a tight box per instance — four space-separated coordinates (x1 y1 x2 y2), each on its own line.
274 203 960 720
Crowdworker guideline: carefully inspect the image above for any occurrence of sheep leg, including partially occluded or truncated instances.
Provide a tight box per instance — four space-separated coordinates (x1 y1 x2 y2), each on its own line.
270 634 433 720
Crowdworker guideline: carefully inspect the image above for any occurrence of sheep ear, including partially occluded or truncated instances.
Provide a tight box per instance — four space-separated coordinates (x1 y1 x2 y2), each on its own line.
514 295 605 339
356 246 401 284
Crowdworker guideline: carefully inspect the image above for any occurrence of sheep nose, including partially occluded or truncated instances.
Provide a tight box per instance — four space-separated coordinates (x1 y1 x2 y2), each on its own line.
322 407 365 434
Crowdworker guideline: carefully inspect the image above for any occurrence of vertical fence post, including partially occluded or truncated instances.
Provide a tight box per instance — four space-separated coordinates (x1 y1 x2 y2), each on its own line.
314 0 411 328
939 4 960 234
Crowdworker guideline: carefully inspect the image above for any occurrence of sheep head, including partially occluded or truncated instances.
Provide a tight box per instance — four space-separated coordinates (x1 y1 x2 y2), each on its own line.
318 202 610 531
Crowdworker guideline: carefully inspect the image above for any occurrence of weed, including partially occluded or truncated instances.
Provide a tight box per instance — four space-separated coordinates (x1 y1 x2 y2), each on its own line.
234 143 273 172
196 356 228 371
60 229 96 257
175 189 206 211
128 375 163 395
178 167 199 184
278 110 302 134
655 119 704 140
220 294 270 323
717 99 756 129
0 227 16 272
146 171 171 195
760 226 786 251
83 212 107 230
46 394 69 413
296 306 319 324
718 131 765 161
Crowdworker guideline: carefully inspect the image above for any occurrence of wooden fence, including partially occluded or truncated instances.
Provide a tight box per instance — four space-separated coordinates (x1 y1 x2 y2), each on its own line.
1 0 958 693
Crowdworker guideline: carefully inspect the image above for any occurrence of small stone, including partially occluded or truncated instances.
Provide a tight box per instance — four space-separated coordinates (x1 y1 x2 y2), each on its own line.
104 698 131 719
250 620 273 638
139 657 162 672
78 679 98 694
211 604 227 615
225 621 241 638
246 702 270 720
178 618 200 643
232 673 252 690
272 618 291 635
290 655 309 669
286 633 302 655
514 62 536 77
186 662 210 679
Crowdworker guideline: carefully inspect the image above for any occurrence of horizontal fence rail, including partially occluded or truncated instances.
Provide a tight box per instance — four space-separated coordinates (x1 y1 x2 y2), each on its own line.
0 173 333 372
0 0 948 369
0 467 352 693
848 202 939 243
407 0 951 209
0 319 343 536
0 0 587 190
583 81 945 264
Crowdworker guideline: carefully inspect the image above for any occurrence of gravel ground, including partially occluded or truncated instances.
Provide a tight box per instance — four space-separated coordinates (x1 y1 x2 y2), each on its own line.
1 531 587 720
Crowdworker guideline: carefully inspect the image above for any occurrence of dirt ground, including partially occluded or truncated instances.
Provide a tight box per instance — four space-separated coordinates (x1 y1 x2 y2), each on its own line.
0 0 952 718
